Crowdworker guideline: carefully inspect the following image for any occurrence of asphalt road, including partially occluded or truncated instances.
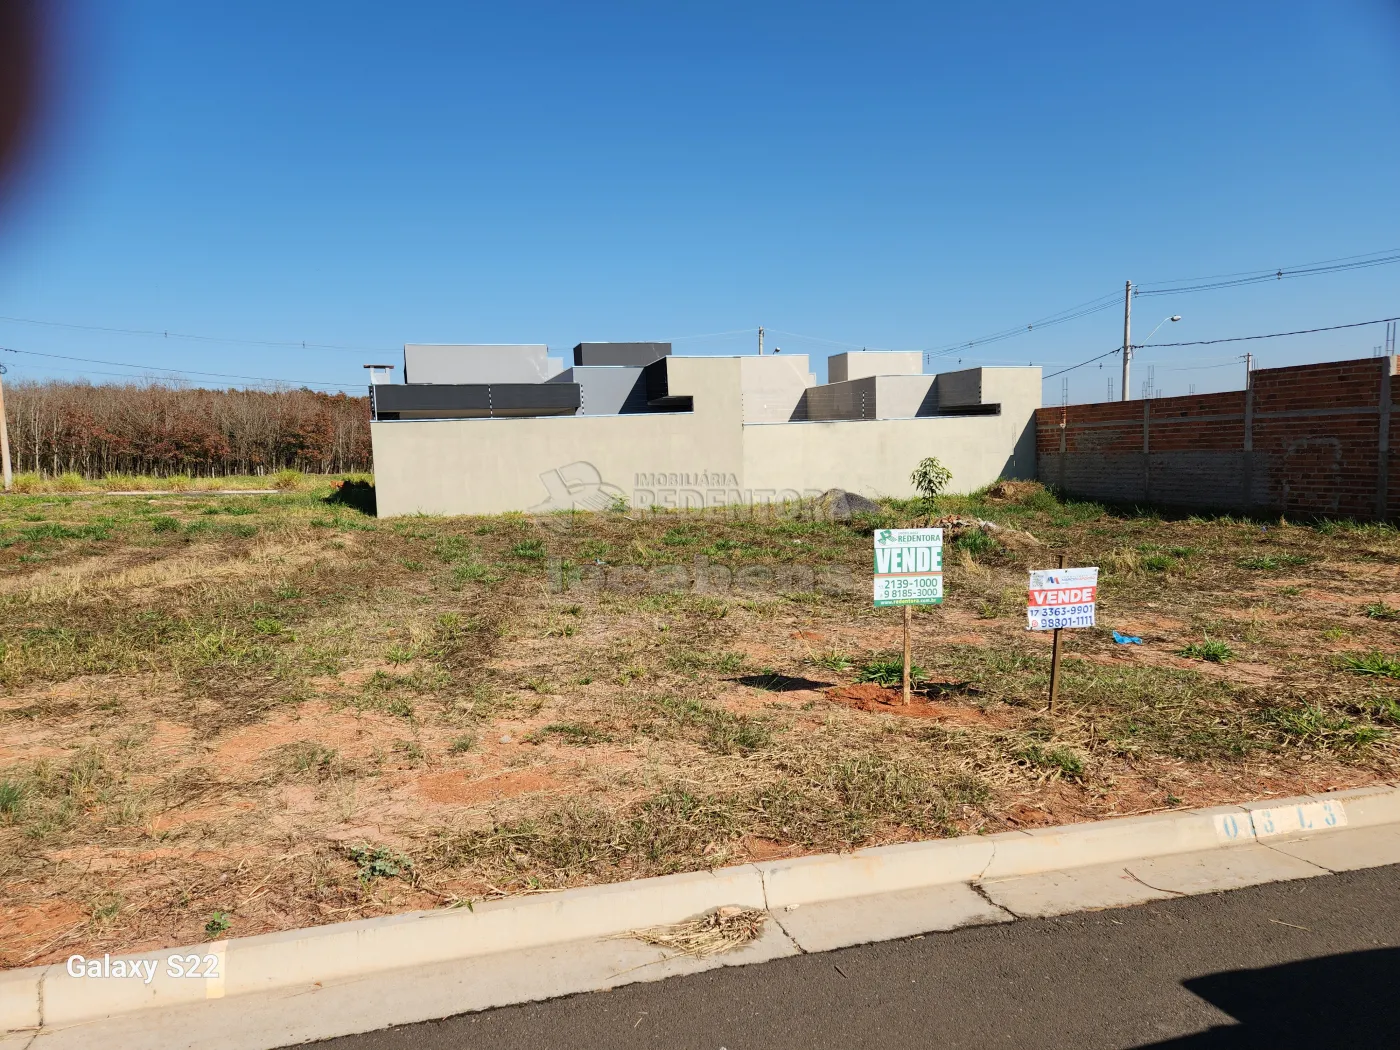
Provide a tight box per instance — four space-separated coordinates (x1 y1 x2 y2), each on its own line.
305 865 1400 1050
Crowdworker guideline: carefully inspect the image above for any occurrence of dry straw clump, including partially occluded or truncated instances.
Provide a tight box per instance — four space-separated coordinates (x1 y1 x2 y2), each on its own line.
623 906 766 958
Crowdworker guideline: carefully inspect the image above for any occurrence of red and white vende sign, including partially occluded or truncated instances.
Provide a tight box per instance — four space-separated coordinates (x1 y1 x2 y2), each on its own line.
1027 566 1099 631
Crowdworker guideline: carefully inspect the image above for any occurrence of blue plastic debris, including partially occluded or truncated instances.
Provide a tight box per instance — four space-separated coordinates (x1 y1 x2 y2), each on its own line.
1112 630 1144 645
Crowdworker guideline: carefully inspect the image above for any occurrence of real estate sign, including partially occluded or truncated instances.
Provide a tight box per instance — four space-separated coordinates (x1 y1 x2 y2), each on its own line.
873 528 943 607
1027 566 1098 630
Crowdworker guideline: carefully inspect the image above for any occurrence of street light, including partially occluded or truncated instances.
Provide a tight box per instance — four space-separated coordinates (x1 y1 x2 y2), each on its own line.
1120 290 1181 401
1142 315 1182 343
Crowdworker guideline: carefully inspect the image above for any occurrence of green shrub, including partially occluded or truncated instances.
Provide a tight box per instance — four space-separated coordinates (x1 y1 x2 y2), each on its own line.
910 457 953 502
55 472 85 492
271 469 303 491
345 844 414 884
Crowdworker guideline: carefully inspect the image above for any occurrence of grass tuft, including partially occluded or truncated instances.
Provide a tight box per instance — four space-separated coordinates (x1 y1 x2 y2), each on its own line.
856 655 926 687
1238 553 1311 571
1339 651 1400 679
1179 637 1234 663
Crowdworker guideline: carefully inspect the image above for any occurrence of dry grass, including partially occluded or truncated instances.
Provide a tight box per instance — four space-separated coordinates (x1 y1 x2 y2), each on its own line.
1 480 1398 966
623 906 766 958
7 472 357 495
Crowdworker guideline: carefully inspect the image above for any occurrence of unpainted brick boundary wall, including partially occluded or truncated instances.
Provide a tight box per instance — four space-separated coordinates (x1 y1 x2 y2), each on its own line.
1036 356 1400 521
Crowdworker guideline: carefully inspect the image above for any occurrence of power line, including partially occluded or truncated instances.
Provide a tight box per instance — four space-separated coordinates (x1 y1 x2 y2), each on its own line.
665 328 758 342
924 293 1123 361
1136 247 1400 288
925 247 1400 367
1042 313 1400 381
0 361 317 387
1135 251 1400 297
766 328 902 351
0 346 352 390
1043 347 1123 381
1139 315 1400 349
0 314 397 354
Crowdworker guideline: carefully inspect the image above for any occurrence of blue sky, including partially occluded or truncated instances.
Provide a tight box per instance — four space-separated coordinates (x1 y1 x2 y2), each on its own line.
1 1 1398 399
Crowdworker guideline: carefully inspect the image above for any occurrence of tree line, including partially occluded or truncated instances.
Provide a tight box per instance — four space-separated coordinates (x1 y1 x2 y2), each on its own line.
0 379 372 477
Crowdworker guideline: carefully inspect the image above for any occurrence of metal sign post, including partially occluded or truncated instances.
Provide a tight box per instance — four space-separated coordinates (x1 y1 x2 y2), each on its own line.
873 528 944 705
1027 555 1099 712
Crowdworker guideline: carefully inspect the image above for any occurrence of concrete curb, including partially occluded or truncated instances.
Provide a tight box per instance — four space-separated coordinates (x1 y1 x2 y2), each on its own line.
4 782 1398 1043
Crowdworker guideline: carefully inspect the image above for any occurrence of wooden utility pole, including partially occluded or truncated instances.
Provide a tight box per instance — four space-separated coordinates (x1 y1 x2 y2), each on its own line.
0 364 11 491
1119 280 1132 402
1047 552 1067 711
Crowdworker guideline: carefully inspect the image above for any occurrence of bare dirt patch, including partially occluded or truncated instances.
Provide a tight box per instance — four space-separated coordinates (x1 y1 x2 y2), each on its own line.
825 683 993 724
416 769 561 805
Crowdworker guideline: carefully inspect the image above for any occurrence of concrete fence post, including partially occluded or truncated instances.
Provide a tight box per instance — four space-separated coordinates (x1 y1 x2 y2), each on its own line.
1378 357 1393 522
1142 398 1151 504
1242 369 1255 511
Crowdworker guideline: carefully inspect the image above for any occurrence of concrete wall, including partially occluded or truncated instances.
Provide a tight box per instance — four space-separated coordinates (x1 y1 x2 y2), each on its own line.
873 375 939 418
738 355 814 422
803 375 938 420
828 351 923 383
371 357 1042 517
936 367 984 408
403 344 552 384
548 366 649 415
742 411 1038 501
1037 356 1400 520
804 377 876 421
573 343 670 367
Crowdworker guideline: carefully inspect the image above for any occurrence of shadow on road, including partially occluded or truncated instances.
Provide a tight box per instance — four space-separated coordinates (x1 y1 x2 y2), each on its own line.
1137 946 1400 1048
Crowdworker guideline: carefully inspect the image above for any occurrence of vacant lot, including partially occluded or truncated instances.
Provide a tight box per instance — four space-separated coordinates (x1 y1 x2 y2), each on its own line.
1 480 1398 965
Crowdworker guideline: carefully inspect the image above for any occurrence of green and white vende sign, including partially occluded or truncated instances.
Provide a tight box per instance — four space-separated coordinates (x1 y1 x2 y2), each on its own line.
873 527 944 607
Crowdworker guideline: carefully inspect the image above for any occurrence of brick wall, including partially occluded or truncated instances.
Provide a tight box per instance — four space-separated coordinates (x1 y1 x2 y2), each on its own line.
1036 357 1398 520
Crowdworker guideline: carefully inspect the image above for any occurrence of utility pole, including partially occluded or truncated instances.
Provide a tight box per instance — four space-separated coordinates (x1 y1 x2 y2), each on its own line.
1120 280 1132 401
757 327 764 356
0 364 11 491
1245 351 1254 389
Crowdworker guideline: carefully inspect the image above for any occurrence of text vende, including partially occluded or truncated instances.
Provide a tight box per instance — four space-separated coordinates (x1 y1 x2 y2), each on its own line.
1028 587 1097 606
